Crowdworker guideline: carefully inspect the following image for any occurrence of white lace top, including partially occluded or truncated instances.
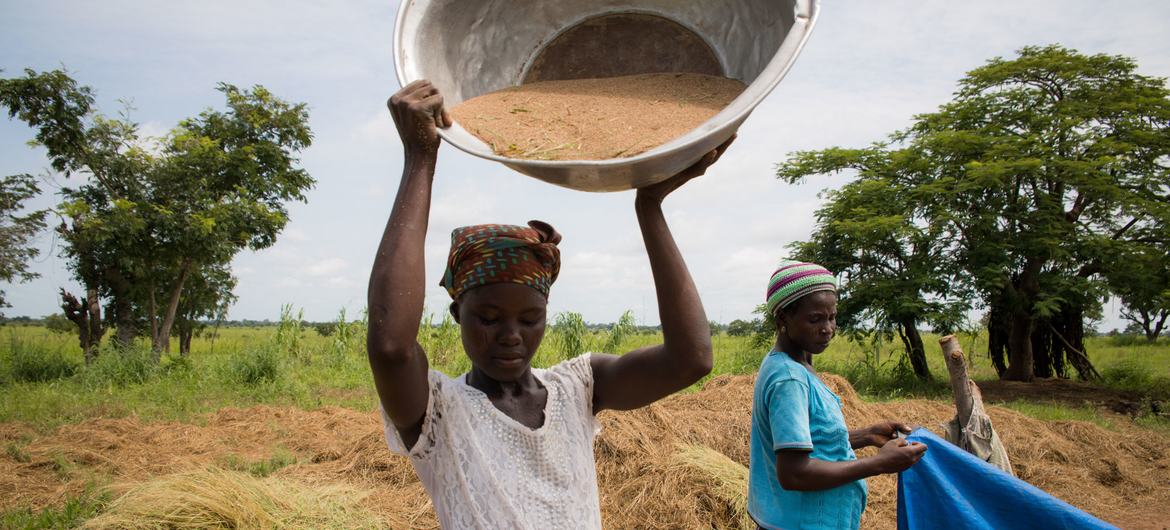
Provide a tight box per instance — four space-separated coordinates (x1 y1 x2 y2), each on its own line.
381 354 602 529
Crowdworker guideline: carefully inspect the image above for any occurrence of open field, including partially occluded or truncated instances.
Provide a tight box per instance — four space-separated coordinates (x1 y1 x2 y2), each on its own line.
1 317 1168 528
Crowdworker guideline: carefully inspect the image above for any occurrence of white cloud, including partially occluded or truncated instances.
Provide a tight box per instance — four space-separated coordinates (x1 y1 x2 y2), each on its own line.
306 258 348 277
3 0 1167 330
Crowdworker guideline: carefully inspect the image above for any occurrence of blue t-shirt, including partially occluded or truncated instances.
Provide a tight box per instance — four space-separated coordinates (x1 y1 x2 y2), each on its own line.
748 350 867 530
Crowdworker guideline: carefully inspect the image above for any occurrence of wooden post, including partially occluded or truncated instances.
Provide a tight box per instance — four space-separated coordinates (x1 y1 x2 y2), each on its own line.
938 335 1014 475
940 335 977 429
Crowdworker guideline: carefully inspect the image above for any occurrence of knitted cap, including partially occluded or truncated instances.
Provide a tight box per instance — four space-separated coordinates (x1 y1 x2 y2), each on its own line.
766 260 837 316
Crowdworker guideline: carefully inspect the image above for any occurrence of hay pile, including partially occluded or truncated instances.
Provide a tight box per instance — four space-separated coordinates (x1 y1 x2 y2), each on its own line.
451 73 746 160
81 467 381 529
2 375 1169 529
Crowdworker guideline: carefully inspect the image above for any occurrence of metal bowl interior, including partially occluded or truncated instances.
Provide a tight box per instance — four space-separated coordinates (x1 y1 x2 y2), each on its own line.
394 0 819 192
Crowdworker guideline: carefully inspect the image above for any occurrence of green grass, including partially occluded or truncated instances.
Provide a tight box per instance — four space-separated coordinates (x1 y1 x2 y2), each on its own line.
1 316 1167 430
0 487 107 529
996 400 1116 429
220 447 298 478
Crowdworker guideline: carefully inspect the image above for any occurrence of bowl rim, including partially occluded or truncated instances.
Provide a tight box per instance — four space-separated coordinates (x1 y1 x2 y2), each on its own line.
392 0 820 169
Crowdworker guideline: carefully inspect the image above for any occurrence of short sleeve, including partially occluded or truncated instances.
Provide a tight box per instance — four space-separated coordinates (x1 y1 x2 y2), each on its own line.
547 353 602 436
380 369 442 459
767 378 813 452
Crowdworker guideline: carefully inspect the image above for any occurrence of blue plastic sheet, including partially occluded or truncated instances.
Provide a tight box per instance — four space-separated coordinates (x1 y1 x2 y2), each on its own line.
897 428 1117 530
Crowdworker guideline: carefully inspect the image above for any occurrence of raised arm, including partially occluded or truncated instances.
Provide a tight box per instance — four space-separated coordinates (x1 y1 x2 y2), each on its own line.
367 80 451 448
591 137 735 412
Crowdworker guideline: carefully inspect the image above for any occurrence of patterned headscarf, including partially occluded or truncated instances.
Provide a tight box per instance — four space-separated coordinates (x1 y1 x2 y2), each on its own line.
766 260 837 317
441 220 562 300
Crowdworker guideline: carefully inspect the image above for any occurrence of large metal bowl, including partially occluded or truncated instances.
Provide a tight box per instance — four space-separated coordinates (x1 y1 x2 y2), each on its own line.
394 0 819 192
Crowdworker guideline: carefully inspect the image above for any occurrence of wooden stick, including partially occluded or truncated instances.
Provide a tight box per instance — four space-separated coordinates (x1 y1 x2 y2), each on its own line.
940 335 975 429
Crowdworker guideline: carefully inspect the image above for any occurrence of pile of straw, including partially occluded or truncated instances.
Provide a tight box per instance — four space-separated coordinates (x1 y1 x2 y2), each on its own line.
3 375 1169 528
81 466 380 529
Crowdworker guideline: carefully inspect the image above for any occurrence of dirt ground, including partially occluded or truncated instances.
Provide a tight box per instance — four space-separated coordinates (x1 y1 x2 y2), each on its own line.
979 377 1163 417
2 375 1168 529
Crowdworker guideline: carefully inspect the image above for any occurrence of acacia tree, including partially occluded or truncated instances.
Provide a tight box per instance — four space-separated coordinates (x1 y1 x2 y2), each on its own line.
0 173 47 313
778 46 1170 381
1107 241 1170 341
780 149 968 380
172 262 237 356
2 69 313 358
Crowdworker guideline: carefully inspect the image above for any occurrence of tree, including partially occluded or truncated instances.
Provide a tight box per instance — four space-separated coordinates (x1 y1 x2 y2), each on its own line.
727 319 755 337
2 69 313 359
0 173 47 313
777 46 1170 381
780 150 969 380
172 262 237 356
1107 242 1170 341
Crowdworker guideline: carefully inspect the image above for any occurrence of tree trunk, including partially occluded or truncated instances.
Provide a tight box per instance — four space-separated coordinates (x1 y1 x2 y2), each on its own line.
987 301 1009 377
1051 306 1099 380
898 317 930 380
106 269 135 347
61 289 95 364
85 285 105 354
1031 318 1053 379
1003 310 1035 381
148 286 159 351
179 320 194 357
1147 310 1168 342
153 260 192 358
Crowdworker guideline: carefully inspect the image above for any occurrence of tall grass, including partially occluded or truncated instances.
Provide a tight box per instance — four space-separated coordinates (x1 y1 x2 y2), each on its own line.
1 308 1167 430
2 333 77 383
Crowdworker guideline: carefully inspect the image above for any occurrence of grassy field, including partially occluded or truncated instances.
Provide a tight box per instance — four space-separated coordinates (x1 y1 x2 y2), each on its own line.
1 312 1168 527
1 311 1166 431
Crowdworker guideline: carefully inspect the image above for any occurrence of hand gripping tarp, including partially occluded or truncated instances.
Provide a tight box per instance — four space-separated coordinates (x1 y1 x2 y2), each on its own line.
896 428 1116 530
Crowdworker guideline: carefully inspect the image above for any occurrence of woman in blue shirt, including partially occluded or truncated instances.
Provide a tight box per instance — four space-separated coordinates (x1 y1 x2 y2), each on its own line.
748 261 927 530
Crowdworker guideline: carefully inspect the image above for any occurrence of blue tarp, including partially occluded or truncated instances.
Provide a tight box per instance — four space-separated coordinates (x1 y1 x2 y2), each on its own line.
897 428 1117 530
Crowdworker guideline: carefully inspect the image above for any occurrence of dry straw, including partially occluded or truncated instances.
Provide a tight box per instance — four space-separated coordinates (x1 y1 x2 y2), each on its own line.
4 375 1170 528
80 466 380 529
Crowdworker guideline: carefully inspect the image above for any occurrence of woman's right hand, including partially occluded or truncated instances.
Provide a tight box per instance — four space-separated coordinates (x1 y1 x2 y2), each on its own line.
388 80 452 156
874 439 928 473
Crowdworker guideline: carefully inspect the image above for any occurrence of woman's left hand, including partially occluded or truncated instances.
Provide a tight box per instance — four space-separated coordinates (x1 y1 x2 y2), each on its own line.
858 421 913 448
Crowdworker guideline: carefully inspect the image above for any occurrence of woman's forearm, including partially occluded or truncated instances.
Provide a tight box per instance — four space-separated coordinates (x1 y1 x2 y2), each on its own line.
367 151 436 360
776 454 881 491
635 195 712 381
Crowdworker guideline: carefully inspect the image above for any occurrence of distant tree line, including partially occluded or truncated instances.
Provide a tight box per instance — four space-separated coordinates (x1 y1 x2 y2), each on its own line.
779 46 1170 382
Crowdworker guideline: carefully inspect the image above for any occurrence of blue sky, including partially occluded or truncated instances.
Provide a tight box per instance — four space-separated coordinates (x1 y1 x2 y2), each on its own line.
2 0 1169 331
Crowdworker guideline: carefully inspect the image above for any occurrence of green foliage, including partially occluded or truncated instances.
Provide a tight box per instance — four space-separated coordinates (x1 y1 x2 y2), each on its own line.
226 345 284 385
0 173 48 311
329 308 367 357
220 448 297 478
274 305 307 361
419 311 466 373
602 310 636 353
0 488 107 529
4 335 78 383
551 312 589 361
1 68 313 353
80 346 159 387
5 441 31 463
41 313 76 334
778 45 1170 381
314 322 336 337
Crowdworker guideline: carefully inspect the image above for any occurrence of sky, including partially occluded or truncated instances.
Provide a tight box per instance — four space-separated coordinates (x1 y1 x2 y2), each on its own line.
2 0 1168 330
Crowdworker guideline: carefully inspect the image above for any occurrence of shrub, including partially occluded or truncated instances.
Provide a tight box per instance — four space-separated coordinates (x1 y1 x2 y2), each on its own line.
80 346 159 387
227 346 283 385
5 338 78 383
42 313 77 335
602 310 636 353
552 312 589 360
